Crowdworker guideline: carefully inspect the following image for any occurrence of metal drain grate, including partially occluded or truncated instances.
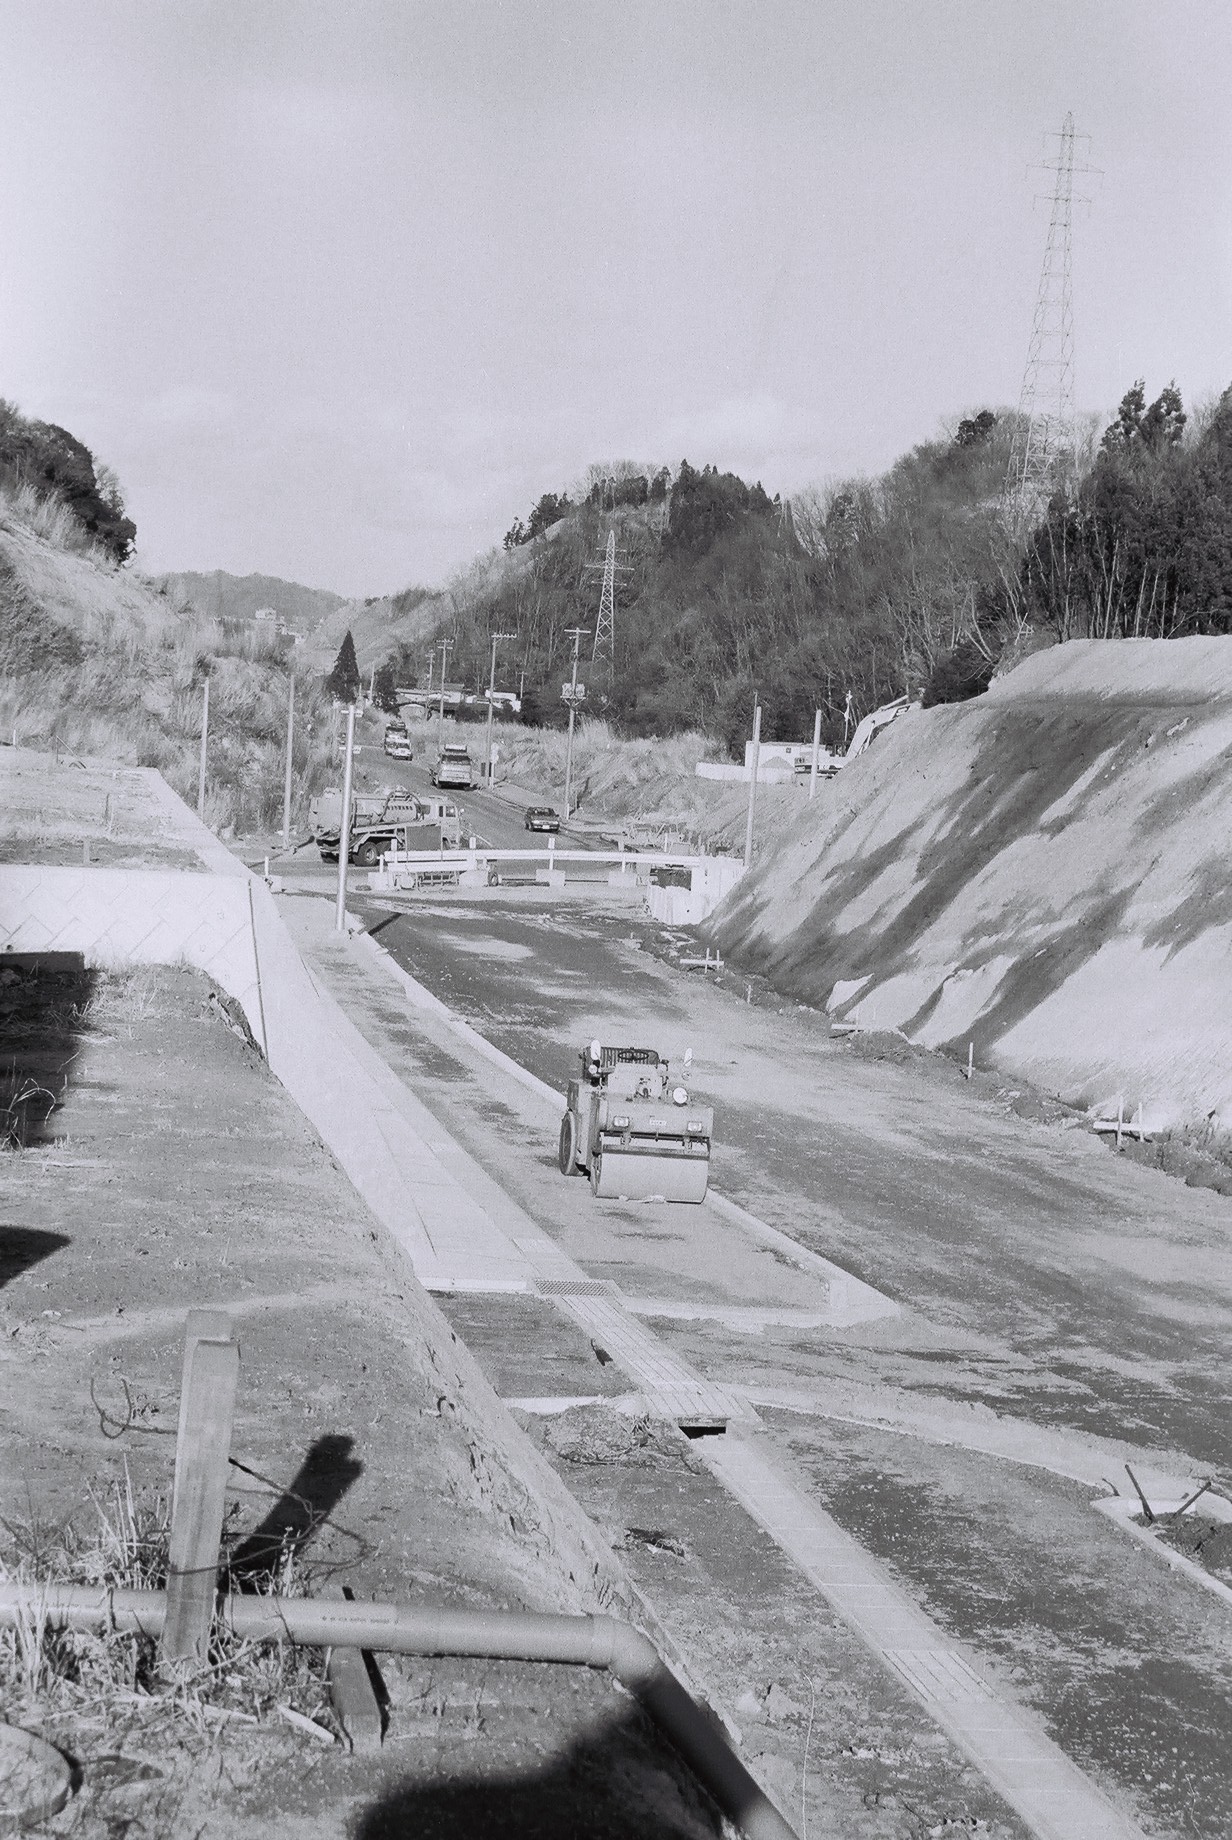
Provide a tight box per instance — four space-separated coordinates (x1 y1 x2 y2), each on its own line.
536 1279 618 1298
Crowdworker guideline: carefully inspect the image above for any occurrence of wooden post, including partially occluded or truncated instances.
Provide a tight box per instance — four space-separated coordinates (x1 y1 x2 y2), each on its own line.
327 1589 384 1753
162 1314 239 1671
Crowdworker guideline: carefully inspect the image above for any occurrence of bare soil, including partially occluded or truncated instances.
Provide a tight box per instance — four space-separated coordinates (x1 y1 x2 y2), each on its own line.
0 964 721 1838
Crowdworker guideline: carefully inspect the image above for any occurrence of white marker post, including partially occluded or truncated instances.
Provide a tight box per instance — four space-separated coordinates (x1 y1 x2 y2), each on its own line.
196 676 210 818
808 707 822 801
335 704 356 933
281 673 295 848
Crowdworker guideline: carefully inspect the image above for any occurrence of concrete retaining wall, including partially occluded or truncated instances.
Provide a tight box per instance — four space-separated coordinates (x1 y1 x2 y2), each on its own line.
1 864 268 1054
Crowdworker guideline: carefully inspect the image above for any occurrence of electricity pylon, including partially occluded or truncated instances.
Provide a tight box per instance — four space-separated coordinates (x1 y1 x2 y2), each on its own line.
585 529 631 669
1006 112 1085 524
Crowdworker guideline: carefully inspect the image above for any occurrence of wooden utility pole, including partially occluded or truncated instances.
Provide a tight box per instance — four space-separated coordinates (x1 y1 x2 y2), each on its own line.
281 674 295 847
335 704 356 932
484 632 515 785
196 676 210 818
743 701 761 870
561 626 589 818
436 639 454 751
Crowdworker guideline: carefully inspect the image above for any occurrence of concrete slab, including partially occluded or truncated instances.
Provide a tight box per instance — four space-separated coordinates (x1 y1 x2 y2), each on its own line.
705 1433 1145 1840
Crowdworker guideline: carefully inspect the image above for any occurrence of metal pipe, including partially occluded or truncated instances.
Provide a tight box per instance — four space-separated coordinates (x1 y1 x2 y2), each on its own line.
0 1584 796 1840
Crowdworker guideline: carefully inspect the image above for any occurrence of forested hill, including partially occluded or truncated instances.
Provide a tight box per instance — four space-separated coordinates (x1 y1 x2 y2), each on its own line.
383 381 1232 756
387 425 1022 756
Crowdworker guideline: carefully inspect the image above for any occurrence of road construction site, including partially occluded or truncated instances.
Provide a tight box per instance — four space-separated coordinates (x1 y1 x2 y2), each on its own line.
4 706 1232 1840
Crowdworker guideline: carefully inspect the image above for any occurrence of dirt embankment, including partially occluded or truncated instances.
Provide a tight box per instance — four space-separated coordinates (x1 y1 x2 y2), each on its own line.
706 636 1232 1130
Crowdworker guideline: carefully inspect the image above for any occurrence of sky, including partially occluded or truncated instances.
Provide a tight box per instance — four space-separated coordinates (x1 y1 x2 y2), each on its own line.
1 0 1229 595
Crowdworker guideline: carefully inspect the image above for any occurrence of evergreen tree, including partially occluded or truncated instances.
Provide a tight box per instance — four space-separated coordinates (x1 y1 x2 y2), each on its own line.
325 630 361 704
372 662 400 714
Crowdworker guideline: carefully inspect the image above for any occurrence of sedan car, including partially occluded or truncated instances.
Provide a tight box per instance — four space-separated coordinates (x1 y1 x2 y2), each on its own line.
524 805 561 833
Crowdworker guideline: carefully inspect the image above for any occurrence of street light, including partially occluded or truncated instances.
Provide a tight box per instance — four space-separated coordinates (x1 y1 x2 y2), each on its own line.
484 632 516 787
561 627 590 819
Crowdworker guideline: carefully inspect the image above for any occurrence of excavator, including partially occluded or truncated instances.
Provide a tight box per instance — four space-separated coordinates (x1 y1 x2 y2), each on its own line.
557 1042 712 1203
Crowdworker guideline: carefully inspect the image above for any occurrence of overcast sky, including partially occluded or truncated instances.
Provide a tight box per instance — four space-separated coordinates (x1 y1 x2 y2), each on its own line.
2 1 1229 595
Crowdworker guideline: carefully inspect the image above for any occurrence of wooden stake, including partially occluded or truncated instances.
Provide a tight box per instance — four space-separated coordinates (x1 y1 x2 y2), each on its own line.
163 1318 239 1670
327 1589 384 1753
1123 1462 1154 1524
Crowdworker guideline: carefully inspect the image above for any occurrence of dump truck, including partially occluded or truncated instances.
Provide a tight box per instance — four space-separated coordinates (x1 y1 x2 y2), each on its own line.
557 1042 712 1203
431 743 475 790
309 788 462 865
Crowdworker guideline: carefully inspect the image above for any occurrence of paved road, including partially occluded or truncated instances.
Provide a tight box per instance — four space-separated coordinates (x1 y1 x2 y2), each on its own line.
335 887 1232 1840
317 741 605 856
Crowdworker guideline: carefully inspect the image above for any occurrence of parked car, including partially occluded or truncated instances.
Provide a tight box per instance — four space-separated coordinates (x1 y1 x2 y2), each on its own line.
384 727 413 759
524 806 561 833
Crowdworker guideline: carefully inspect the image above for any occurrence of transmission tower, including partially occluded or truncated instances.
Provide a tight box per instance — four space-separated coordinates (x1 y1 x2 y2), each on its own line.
1006 112 1081 521
585 529 631 668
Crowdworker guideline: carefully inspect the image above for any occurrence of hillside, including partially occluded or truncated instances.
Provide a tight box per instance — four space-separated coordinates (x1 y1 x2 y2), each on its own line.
365 427 1025 755
705 635 1232 1129
0 504 334 836
157 568 346 633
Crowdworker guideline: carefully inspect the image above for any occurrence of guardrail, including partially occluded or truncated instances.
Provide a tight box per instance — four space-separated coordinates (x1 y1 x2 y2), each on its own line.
366 844 744 923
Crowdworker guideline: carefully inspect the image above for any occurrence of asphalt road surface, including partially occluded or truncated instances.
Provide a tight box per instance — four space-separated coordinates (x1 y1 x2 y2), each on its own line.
335 886 1232 1840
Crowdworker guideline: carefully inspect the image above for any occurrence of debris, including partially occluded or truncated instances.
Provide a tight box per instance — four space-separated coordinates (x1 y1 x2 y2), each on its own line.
619 1526 687 1557
276 1704 336 1745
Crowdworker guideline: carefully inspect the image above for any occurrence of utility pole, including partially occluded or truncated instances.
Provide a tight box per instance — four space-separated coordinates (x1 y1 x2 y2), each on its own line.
281 673 295 847
334 704 356 933
743 701 761 871
436 638 453 751
196 676 210 819
561 626 589 819
484 631 515 786
808 707 822 801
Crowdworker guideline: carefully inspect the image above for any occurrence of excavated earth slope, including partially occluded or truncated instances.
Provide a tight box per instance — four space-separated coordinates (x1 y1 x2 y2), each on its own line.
706 636 1232 1130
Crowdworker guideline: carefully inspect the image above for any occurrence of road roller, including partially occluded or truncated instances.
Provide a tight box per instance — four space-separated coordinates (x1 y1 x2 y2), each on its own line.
557 1041 712 1203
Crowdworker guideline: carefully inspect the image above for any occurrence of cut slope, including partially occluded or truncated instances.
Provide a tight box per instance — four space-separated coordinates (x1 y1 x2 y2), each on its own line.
706 637 1232 1128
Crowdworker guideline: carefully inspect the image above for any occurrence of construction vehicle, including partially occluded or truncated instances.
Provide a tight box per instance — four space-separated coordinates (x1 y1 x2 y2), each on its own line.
557 1042 712 1203
431 743 475 790
309 788 462 865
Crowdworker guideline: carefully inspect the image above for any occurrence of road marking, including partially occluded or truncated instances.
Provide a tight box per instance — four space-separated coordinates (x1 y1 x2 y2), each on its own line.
704 1433 1144 1840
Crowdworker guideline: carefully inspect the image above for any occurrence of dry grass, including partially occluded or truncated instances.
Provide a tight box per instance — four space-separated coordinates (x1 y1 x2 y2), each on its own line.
0 1468 336 1738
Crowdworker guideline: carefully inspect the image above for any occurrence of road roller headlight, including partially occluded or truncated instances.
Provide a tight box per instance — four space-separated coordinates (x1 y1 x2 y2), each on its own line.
611 1113 630 1129
672 1086 688 1105
686 1118 705 1134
